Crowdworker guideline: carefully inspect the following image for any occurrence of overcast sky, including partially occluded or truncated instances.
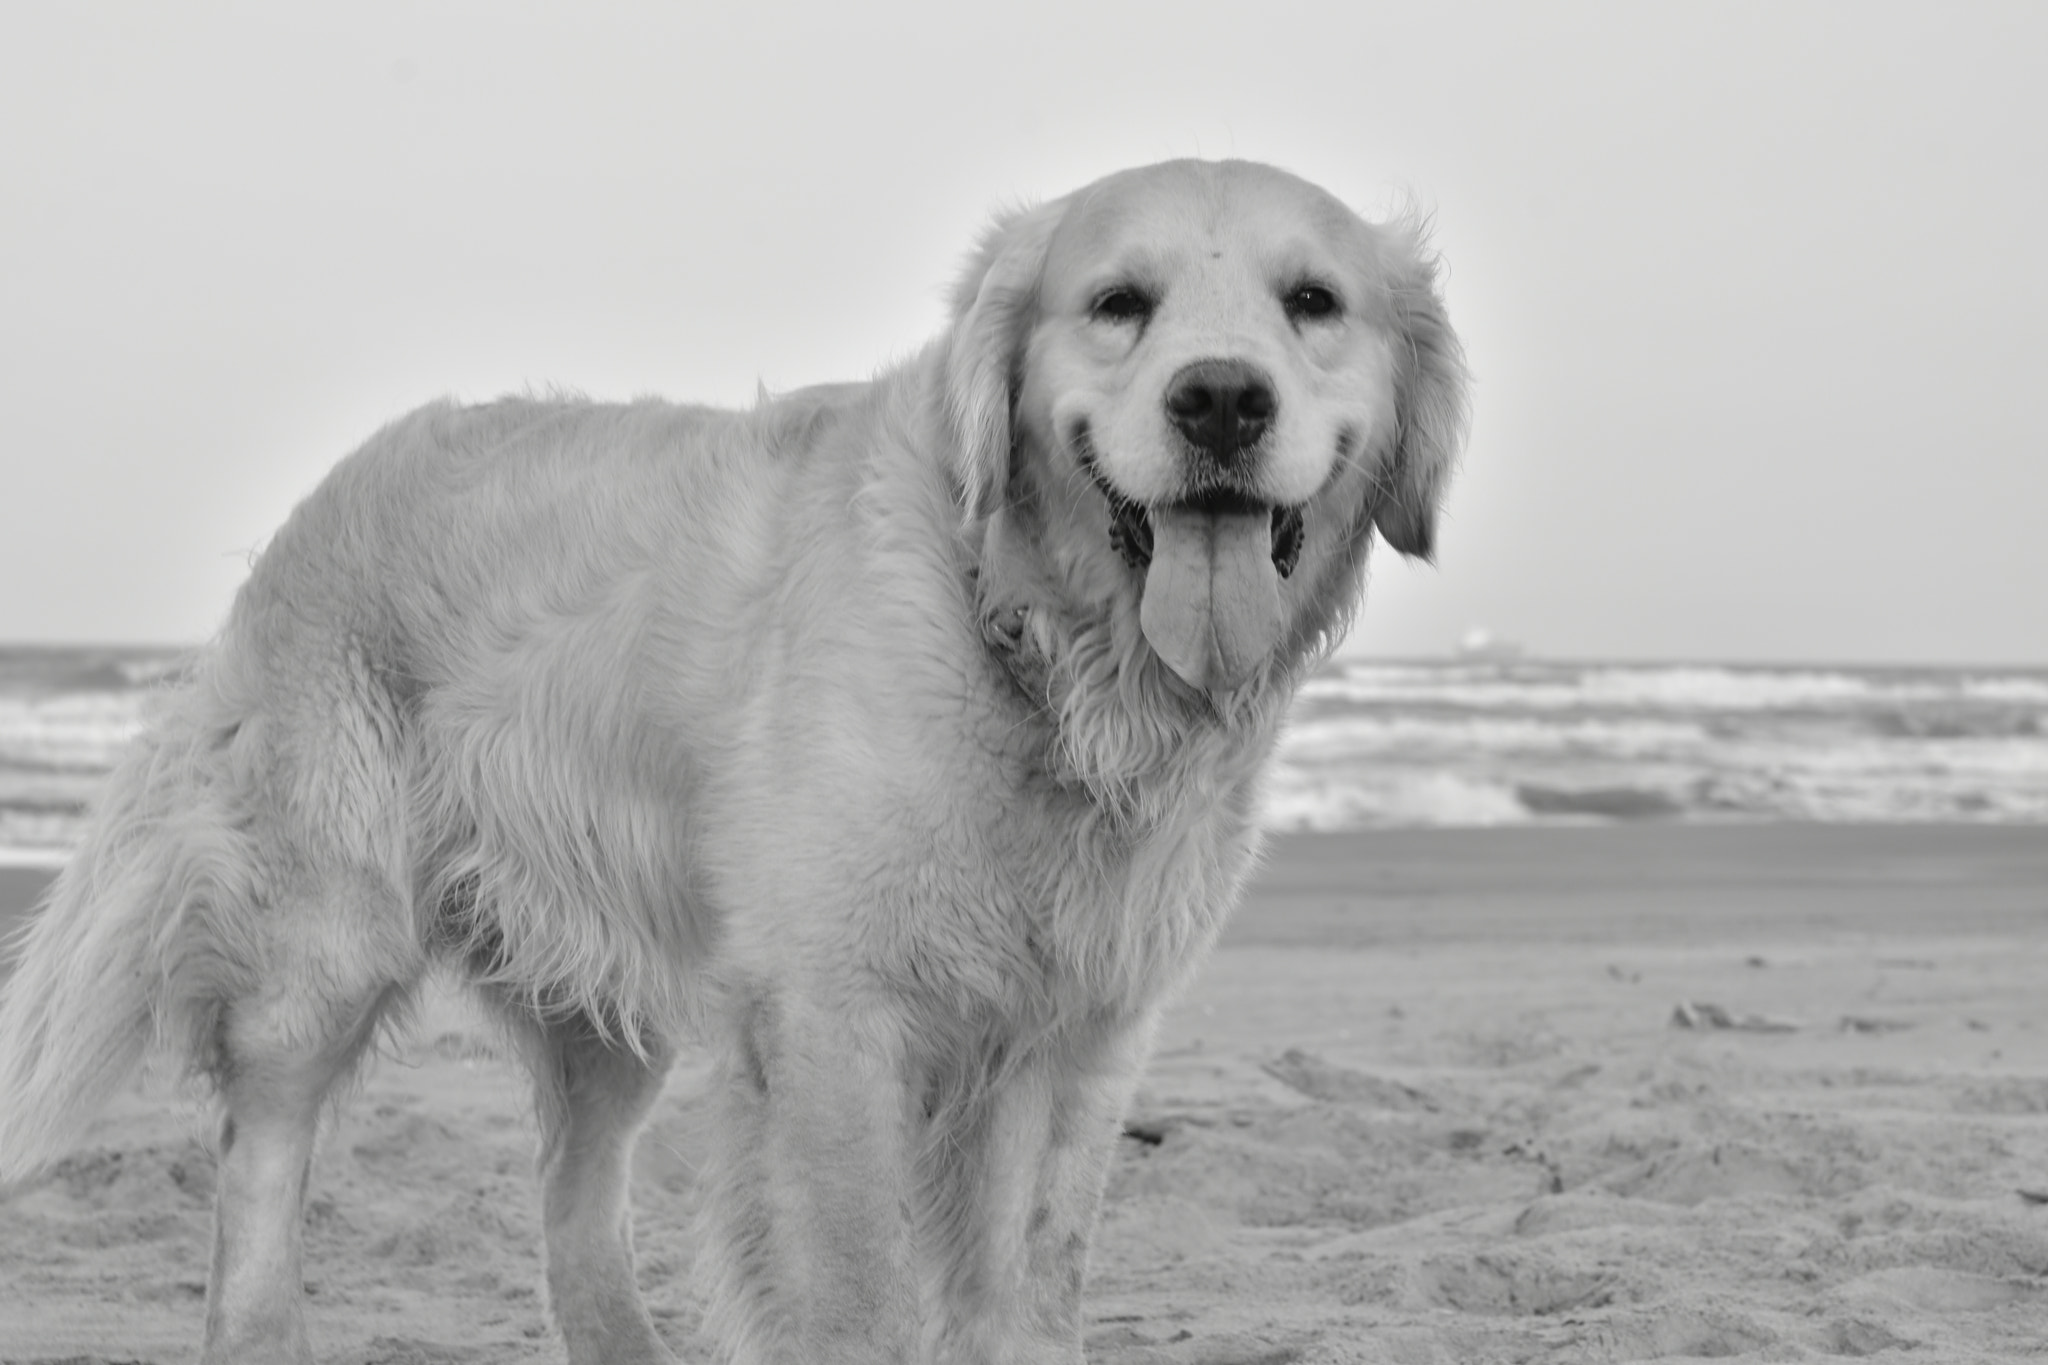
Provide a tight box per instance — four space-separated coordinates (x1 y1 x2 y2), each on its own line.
2 2 2043 664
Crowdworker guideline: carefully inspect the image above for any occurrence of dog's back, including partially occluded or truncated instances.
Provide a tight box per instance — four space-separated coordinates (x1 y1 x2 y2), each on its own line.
0 385 887 1178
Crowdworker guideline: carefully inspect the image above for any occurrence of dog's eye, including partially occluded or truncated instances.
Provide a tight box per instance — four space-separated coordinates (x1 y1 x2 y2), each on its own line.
1090 287 1153 325
1284 284 1342 323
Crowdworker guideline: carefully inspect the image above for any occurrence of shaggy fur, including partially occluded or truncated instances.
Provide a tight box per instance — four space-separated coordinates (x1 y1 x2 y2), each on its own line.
0 159 1466 1364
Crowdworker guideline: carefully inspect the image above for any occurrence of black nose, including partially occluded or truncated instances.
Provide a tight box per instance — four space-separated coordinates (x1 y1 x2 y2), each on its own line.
1164 359 1276 468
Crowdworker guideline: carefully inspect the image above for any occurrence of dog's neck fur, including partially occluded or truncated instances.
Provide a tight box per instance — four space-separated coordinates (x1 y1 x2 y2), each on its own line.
969 493 1295 834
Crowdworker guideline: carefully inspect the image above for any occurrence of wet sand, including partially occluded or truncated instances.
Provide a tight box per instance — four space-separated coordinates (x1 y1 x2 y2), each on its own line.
4 824 2047 1362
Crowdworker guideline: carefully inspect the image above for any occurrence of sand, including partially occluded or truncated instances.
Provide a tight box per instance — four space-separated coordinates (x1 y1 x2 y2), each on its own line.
4 824 2048 1362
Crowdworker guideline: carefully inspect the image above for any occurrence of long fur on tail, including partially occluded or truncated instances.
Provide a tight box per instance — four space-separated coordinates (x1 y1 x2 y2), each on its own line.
0 710 245 1183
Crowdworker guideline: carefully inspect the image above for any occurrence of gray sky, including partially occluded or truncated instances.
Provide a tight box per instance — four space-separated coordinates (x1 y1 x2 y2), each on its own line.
2 2 2043 663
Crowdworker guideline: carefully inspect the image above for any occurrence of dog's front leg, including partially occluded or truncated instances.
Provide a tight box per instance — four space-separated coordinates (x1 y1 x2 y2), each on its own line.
935 1015 1154 1364
700 989 921 1364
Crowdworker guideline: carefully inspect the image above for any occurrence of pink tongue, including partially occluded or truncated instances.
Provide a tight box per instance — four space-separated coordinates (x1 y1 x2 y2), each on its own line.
1139 508 1283 693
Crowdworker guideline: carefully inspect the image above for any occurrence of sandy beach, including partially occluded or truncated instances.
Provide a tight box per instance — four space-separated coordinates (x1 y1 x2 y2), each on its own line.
4 823 2048 1362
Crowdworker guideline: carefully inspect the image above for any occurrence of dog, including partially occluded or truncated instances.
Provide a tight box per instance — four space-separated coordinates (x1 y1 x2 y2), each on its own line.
0 159 1466 1363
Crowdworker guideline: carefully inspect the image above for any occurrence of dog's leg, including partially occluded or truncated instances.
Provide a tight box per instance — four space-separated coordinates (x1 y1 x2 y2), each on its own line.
1011 1055 1141 1362
933 1019 1152 1363
202 981 401 1364
699 991 920 1364
522 1013 677 1365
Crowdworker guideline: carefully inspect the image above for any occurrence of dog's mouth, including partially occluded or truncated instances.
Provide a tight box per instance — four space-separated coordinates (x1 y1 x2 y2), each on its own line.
1100 489 1306 581
1074 429 1305 694
1074 433 1306 578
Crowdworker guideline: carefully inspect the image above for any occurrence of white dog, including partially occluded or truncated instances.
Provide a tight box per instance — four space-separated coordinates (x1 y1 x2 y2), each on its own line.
0 159 1466 1363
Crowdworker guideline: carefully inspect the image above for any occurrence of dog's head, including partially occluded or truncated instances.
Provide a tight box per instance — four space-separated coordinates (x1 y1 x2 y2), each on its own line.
949 159 1467 703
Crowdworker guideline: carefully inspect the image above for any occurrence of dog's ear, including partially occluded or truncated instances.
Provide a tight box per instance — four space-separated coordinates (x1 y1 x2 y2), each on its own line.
945 199 1065 521
1372 220 1470 562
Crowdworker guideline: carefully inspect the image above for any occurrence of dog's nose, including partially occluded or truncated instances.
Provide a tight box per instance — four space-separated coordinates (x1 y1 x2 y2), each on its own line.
1164 359 1276 467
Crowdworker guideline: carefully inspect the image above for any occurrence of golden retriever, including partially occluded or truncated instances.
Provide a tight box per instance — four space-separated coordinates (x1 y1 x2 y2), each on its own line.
0 159 1466 1363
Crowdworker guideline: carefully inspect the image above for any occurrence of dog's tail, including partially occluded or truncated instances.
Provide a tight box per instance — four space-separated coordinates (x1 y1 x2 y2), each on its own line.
0 731 213 1184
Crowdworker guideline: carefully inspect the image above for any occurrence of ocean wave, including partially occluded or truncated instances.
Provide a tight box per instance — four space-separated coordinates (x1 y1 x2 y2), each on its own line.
1866 706 2041 739
1262 764 2048 829
1280 713 1713 762
0 692 147 769
0 767 99 814
1262 771 1532 831
1771 734 2048 779
1691 769 2048 824
0 807 88 861
0 645 188 693
1964 677 2048 704
1308 662 2048 715
0 846 69 869
1514 784 1685 820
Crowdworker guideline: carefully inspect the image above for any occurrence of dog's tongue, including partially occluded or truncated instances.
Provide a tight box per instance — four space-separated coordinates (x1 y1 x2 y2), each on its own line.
1139 508 1284 694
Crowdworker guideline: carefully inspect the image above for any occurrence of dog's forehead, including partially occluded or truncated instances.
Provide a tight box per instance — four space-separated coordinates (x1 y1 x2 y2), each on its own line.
1047 162 1363 294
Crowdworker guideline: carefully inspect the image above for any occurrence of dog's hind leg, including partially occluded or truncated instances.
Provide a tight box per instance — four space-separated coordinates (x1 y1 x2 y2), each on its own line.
200 910 415 1365
516 1011 677 1365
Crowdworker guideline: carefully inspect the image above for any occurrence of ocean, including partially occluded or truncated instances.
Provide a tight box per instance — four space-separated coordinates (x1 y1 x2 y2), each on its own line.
3 645 2045 865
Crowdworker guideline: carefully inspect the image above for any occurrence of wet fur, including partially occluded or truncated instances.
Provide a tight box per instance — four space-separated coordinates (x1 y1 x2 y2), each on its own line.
0 159 1466 1363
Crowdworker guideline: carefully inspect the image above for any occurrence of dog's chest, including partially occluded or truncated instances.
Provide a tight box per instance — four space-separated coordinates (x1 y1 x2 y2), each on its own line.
945 780 1262 1018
